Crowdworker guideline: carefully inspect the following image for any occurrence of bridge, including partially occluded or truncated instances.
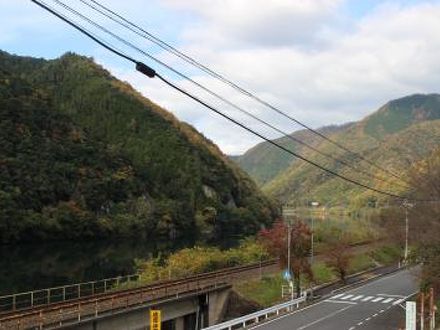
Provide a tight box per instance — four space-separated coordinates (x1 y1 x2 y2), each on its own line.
0 260 278 329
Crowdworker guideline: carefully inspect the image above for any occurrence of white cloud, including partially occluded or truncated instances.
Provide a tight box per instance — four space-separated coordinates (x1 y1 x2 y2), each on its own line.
128 0 440 154
2 0 440 155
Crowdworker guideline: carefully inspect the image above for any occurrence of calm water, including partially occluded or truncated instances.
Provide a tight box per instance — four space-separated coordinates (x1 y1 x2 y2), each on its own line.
0 239 193 295
0 213 375 296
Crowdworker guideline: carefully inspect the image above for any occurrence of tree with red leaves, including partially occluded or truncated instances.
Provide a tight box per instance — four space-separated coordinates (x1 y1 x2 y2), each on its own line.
259 219 313 295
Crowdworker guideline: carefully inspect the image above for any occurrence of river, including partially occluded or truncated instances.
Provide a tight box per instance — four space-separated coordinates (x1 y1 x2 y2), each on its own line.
0 239 194 295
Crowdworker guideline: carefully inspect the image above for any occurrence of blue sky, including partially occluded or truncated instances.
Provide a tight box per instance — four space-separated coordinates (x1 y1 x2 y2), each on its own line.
1 0 440 154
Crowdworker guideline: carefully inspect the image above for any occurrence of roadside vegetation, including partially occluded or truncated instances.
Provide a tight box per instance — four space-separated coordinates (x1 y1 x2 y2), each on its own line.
235 245 400 307
134 238 270 284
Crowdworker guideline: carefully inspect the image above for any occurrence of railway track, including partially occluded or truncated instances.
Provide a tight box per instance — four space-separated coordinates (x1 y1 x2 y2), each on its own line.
0 260 278 329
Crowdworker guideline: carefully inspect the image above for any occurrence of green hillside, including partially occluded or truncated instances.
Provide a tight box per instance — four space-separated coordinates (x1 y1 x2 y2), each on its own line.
235 94 440 208
0 51 276 243
235 124 351 185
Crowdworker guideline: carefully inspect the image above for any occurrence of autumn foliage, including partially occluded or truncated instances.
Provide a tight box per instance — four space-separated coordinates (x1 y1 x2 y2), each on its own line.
258 219 313 294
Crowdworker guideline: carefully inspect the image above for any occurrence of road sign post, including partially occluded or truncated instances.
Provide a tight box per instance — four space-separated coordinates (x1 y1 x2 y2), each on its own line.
406 301 416 330
150 310 161 330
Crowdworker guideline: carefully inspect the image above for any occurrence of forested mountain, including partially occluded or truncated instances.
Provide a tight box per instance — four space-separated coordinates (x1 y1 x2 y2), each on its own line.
0 51 276 243
234 94 440 207
235 124 352 185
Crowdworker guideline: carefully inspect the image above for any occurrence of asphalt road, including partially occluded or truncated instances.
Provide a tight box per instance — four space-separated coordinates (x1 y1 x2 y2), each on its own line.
252 267 419 330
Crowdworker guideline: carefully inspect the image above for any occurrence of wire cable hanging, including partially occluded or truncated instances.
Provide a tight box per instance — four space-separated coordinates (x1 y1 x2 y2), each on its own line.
31 0 433 202
77 0 408 185
46 0 410 191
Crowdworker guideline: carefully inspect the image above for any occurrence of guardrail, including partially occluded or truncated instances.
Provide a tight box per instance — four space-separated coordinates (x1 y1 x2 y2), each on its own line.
0 260 278 315
0 260 279 329
0 274 140 313
202 293 307 330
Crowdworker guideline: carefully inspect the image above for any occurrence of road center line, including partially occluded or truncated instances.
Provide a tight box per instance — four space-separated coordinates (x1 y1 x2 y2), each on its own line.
297 305 353 330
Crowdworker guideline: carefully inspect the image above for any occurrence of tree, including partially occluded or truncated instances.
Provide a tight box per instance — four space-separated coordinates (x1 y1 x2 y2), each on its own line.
323 229 352 284
259 219 312 295
405 148 440 293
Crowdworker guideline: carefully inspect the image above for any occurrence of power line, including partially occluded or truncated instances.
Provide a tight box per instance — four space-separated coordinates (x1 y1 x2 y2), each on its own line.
77 0 408 185
31 0 418 201
46 0 409 191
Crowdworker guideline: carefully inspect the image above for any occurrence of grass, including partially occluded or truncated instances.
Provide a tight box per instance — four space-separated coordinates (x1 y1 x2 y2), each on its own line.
234 274 285 307
348 253 376 273
370 245 401 265
311 262 336 284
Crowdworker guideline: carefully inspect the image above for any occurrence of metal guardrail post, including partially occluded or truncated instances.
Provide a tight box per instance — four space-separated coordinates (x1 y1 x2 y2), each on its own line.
78 284 81 299
31 291 34 307
12 295 16 311
104 279 107 293
47 289 50 304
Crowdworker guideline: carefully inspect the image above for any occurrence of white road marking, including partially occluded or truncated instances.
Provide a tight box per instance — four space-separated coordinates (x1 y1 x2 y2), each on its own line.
297 305 353 330
332 293 344 299
379 309 385 313
351 295 364 301
340 294 354 300
348 327 356 330
357 321 363 326
393 299 404 305
250 270 419 330
362 296 374 302
366 317 371 321
382 298 394 304
372 297 384 302
324 300 358 305
378 293 405 298
372 313 378 317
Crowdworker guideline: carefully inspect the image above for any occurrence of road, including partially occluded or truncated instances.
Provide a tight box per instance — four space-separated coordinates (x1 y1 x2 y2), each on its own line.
252 267 419 330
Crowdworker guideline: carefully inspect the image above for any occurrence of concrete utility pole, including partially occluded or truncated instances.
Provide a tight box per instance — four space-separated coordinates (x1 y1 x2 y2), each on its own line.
283 206 295 275
309 201 319 300
402 200 414 264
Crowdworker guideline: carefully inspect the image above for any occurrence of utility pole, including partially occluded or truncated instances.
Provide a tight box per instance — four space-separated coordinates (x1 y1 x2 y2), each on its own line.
402 200 414 264
429 287 435 330
283 206 295 275
283 205 295 297
421 292 425 330
309 201 319 300
287 218 291 276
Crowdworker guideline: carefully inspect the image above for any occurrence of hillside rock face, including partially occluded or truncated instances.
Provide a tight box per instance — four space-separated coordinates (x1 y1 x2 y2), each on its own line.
234 94 440 207
0 51 276 243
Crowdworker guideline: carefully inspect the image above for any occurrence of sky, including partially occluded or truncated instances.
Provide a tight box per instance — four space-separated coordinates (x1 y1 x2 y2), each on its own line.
1 0 440 155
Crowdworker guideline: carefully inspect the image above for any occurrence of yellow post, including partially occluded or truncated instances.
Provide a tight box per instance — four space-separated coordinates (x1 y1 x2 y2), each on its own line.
150 310 161 330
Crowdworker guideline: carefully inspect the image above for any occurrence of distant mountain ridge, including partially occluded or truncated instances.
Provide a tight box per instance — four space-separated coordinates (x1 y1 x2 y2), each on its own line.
235 123 353 185
0 50 276 243
234 93 440 207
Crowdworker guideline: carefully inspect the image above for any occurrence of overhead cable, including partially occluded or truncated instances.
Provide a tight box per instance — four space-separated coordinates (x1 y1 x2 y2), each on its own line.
32 0 430 201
